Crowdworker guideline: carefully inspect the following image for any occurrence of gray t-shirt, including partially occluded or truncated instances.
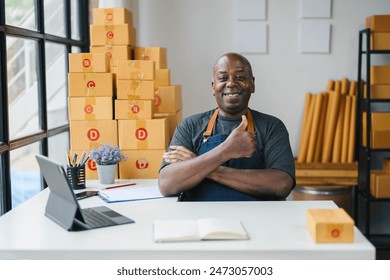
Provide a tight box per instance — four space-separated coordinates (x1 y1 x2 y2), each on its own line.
160 109 296 184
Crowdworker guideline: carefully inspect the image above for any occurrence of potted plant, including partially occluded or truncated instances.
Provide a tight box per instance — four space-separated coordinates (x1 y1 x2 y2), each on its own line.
89 144 127 184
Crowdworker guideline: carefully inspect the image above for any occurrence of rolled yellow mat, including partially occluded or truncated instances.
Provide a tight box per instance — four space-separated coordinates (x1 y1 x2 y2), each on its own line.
349 81 357 96
306 94 325 162
341 96 353 162
322 91 341 163
347 96 357 163
314 93 329 162
327 80 335 92
334 80 342 93
332 95 346 163
341 78 349 94
297 93 315 163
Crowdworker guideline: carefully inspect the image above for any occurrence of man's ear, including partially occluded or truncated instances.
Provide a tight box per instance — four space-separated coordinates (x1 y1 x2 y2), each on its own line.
251 77 255 93
211 81 216 95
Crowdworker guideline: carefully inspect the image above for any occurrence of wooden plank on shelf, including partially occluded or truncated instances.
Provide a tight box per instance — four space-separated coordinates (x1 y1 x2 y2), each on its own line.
295 161 358 186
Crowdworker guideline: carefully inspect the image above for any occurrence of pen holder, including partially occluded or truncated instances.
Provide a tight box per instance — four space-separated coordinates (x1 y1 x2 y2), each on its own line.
67 166 86 190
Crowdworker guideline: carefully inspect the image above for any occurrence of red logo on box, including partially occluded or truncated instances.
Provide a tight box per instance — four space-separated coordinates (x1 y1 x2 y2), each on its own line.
82 59 91 68
154 94 161 107
87 128 100 141
136 158 149 169
135 128 148 141
84 104 94 114
106 13 113 21
131 105 140 114
331 229 340 238
86 81 96 88
88 160 97 171
106 31 114 39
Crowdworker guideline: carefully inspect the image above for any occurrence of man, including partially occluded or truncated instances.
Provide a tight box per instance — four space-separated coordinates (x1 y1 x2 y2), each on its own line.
158 52 295 201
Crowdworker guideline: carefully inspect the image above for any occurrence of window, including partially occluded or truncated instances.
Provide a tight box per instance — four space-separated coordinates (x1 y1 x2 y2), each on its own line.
0 0 89 215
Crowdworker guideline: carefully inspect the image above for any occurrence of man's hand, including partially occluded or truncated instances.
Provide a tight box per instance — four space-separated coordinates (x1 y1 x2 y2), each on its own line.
163 145 196 163
222 115 256 159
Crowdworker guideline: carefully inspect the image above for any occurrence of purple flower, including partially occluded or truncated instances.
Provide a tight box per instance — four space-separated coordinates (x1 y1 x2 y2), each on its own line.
89 144 127 165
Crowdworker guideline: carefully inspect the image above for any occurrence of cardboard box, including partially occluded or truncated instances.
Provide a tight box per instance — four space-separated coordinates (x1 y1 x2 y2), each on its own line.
115 99 153 120
371 65 390 84
93 8 133 25
154 85 182 113
117 60 155 80
362 112 390 131
118 118 169 150
383 160 390 173
135 47 167 69
154 110 182 139
362 130 390 148
371 32 390 50
70 120 118 151
155 68 170 88
69 53 110 73
68 73 113 97
306 209 354 243
90 45 134 67
366 15 390 32
68 97 113 120
371 172 390 198
90 24 136 47
364 84 390 99
119 149 165 179
116 80 155 100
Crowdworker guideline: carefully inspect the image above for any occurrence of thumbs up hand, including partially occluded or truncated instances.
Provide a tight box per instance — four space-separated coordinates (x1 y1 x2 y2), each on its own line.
223 115 256 159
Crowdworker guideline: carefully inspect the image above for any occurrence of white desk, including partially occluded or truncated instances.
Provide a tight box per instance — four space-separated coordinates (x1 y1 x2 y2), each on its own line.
0 179 375 260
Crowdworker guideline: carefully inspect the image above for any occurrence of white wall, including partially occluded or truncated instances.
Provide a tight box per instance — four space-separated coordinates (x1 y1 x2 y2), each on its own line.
99 0 390 156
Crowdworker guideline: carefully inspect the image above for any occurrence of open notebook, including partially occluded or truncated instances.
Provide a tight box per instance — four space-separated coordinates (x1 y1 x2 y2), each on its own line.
153 217 249 242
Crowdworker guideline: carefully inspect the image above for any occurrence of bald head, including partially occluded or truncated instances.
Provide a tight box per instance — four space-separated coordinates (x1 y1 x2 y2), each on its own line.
213 52 253 77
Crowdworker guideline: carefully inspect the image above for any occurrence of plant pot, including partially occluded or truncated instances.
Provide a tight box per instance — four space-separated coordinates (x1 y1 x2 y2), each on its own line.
97 164 117 184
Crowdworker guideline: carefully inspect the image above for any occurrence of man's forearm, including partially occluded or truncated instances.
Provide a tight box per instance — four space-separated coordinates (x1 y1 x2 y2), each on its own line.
208 166 293 198
158 145 229 196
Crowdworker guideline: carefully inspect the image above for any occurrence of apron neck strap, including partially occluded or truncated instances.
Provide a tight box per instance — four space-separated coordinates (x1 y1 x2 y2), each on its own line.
203 108 254 138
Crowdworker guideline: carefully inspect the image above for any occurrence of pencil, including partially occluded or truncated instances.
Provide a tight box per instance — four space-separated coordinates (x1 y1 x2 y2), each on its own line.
66 151 72 167
102 183 137 190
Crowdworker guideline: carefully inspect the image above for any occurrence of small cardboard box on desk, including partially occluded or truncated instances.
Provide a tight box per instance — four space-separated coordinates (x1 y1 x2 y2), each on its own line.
306 208 354 243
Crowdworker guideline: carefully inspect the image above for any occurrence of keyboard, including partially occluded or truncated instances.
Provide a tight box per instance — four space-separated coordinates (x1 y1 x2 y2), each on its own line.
82 208 117 228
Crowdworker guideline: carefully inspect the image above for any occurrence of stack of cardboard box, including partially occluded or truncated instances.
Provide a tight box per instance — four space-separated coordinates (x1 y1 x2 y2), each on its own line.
90 7 135 74
365 15 390 100
116 51 169 179
134 47 183 139
68 52 117 179
67 7 183 180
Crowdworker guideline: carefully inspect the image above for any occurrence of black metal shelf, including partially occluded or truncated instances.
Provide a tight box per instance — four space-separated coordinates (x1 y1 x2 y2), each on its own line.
356 28 390 250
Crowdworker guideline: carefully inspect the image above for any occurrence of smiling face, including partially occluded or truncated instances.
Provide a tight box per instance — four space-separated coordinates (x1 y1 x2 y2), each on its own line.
212 53 255 119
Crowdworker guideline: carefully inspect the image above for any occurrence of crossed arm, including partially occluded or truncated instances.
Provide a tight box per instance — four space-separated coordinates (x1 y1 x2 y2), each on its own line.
158 116 294 198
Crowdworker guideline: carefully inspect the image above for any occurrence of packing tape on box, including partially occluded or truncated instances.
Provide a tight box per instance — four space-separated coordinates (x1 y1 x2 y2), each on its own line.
130 61 145 79
136 120 148 150
104 25 114 47
84 73 97 96
127 101 140 119
81 54 94 72
141 49 151 60
130 80 142 92
84 98 96 120
104 8 114 25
